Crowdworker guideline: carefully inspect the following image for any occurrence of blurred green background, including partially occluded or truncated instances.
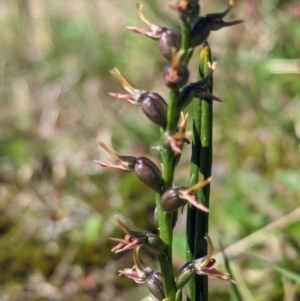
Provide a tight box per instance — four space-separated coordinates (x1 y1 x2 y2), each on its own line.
0 0 300 300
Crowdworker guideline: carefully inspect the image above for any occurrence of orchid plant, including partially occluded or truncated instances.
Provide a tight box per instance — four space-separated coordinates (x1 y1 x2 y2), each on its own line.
96 1 243 300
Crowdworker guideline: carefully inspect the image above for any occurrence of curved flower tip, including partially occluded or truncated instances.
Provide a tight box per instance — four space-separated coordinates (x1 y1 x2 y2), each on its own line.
95 141 136 171
126 3 163 39
186 176 212 195
109 68 136 93
109 69 147 104
109 216 147 253
178 192 209 213
194 235 237 284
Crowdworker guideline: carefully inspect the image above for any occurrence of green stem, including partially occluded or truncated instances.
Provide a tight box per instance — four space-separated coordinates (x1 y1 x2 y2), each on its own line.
187 42 213 301
156 88 180 300
166 90 180 132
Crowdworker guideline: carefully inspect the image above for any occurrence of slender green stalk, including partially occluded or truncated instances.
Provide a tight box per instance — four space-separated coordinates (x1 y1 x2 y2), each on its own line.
155 88 181 300
187 42 213 301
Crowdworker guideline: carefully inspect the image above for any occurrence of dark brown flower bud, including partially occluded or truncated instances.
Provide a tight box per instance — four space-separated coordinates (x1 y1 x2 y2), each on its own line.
134 157 163 193
109 69 167 129
158 28 181 61
160 178 211 212
95 142 163 192
160 186 188 212
169 0 200 25
190 17 211 48
146 272 165 300
176 262 194 289
163 49 189 90
190 0 243 47
140 93 167 129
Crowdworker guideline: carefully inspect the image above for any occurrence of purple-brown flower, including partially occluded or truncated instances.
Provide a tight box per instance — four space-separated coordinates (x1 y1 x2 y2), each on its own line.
95 141 163 192
109 216 165 254
118 248 165 300
127 4 181 60
194 235 236 283
160 177 211 213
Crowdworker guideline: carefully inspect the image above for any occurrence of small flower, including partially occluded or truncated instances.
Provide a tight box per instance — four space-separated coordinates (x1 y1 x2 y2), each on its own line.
178 62 223 111
163 49 189 90
118 247 165 300
127 4 181 60
176 262 195 289
95 141 163 192
168 112 191 154
169 0 200 24
160 177 211 213
109 68 147 105
118 266 147 284
110 216 165 253
194 235 236 283
127 4 164 40
118 247 150 282
109 68 168 129
190 0 243 47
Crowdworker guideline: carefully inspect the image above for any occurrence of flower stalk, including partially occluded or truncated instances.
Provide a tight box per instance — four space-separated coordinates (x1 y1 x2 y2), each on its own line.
96 1 242 300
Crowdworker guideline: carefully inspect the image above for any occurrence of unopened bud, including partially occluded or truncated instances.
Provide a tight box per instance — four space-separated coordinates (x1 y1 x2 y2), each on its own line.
140 93 167 129
146 271 165 300
134 157 163 193
176 262 194 289
169 0 200 24
158 28 182 60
